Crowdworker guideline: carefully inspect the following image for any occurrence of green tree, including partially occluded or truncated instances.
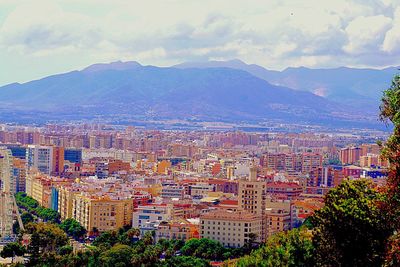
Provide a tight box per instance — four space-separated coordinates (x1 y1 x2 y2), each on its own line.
236 228 314 267
127 228 140 239
36 207 60 223
379 73 400 265
180 238 227 261
142 231 154 246
60 218 87 240
159 256 210 267
311 179 392 266
21 212 34 225
92 230 118 249
58 245 73 256
0 242 26 263
99 244 133 267
380 74 400 219
25 222 68 265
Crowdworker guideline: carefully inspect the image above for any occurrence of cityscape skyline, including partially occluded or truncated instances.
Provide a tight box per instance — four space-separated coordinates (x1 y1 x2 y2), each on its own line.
1 1 400 265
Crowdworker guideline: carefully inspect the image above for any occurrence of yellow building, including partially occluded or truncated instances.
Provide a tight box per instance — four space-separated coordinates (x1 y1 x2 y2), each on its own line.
58 185 78 220
72 194 134 233
155 160 171 174
26 173 52 207
137 184 162 197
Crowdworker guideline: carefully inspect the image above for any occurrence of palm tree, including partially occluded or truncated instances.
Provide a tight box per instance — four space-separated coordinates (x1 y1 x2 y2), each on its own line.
127 228 140 239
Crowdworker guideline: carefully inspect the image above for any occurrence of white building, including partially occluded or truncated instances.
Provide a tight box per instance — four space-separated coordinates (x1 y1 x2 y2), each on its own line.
26 145 53 175
132 204 172 235
200 210 263 248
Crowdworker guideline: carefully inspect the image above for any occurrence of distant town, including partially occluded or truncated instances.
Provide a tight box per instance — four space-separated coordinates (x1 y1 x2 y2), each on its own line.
0 122 390 264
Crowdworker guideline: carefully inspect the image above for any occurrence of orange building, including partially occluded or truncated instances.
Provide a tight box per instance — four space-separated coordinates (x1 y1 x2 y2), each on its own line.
52 146 65 175
108 159 131 174
155 160 171 174
211 163 222 176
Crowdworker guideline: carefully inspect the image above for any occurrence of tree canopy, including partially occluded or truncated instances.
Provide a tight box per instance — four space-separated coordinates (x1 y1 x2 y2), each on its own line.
0 242 26 261
236 228 314 267
311 179 392 266
60 218 87 240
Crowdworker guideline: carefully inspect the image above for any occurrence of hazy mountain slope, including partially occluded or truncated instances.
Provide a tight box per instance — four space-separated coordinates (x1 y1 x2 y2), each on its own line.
0 62 373 125
175 60 398 109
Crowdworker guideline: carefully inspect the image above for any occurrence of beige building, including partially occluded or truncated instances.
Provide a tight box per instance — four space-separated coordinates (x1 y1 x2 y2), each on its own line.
58 184 82 220
238 165 267 240
155 219 199 242
265 200 293 237
72 194 134 233
200 209 262 248
0 148 12 193
25 172 52 207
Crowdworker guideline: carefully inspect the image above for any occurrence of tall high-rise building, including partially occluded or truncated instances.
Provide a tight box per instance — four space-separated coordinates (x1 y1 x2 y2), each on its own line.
12 158 26 193
340 146 361 165
27 145 53 175
26 145 65 175
301 153 323 173
52 146 64 175
0 148 13 193
238 165 267 240
308 166 344 187
64 148 83 164
0 148 14 238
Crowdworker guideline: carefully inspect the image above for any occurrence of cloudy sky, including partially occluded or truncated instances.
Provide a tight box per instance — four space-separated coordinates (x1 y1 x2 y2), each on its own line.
1 0 400 86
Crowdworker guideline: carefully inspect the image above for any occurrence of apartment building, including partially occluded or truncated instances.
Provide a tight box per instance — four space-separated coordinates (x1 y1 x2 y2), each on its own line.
200 210 262 248
265 200 294 238
73 194 133 232
132 204 173 235
238 166 267 240
155 219 199 242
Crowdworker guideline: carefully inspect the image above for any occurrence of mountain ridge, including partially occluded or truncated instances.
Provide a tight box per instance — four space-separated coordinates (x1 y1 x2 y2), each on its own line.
174 60 399 108
0 61 381 128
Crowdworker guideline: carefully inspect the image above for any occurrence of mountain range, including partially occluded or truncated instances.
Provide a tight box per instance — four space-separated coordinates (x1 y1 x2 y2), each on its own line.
175 59 399 109
0 60 396 129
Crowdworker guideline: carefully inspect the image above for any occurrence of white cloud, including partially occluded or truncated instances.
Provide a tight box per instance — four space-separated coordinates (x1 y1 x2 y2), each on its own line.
343 15 392 54
0 0 400 86
382 7 400 53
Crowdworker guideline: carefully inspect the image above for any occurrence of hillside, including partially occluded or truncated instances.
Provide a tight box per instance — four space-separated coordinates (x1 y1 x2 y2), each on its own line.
0 61 376 127
175 60 398 109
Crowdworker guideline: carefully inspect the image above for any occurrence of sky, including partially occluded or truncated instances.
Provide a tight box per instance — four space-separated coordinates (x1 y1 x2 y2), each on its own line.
1 0 400 86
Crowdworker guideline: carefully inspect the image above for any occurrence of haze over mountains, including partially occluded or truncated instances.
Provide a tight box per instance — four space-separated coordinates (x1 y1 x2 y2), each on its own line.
0 60 396 129
175 59 399 109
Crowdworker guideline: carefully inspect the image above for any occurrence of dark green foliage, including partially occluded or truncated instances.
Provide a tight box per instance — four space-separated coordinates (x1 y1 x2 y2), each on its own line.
21 212 35 225
0 242 26 259
180 238 236 261
301 217 314 229
57 245 73 256
311 179 392 266
92 230 119 249
25 222 69 265
99 244 133 267
15 192 60 223
379 74 400 265
60 218 87 240
159 256 210 267
236 228 314 267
